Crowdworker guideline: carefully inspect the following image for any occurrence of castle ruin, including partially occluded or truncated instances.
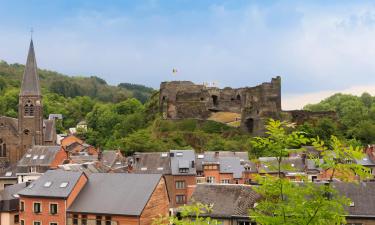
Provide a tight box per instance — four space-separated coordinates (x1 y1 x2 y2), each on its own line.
159 77 335 135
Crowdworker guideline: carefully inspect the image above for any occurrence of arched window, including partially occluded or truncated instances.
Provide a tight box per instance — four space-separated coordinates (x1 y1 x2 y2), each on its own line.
236 94 241 101
24 100 34 116
0 139 6 157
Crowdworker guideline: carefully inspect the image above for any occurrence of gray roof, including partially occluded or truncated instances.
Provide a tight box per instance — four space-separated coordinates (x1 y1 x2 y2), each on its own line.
258 157 305 174
190 184 261 218
20 39 41 96
0 164 17 179
58 163 105 175
196 151 248 172
67 173 162 216
132 152 171 174
170 150 196 175
18 170 84 198
0 183 27 212
101 150 126 170
333 182 375 217
17 146 62 167
218 157 245 179
355 154 375 166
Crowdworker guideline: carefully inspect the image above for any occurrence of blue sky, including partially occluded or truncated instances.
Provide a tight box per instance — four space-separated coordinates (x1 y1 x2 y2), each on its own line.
1 0 375 109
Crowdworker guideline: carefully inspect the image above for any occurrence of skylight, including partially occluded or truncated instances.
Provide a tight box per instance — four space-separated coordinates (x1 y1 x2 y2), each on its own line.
157 167 163 170
39 155 45 160
161 153 168 157
44 181 52 187
26 154 31 158
33 155 38 160
60 182 69 188
197 154 204 159
5 172 12 177
141 167 147 171
176 152 183 157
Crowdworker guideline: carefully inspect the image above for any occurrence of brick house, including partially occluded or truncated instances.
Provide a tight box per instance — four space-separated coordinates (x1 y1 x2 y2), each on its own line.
16 146 68 183
66 173 169 225
18 170 88 225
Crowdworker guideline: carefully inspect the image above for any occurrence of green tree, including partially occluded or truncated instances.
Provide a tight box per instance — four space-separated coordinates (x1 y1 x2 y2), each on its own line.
250 120 370 225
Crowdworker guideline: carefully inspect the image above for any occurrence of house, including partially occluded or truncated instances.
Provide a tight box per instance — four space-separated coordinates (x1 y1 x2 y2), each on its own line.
167 150 196 208
195 151 248 185
60 136 98 164
0 183 27 225
334 182 375 224
16 146 68 183
67 173 169 225
189 184 260 225
18 170 88 225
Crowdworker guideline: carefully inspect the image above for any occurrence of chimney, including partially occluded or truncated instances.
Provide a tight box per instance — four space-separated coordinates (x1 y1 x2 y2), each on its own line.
215 151 219 157
191 161 195 168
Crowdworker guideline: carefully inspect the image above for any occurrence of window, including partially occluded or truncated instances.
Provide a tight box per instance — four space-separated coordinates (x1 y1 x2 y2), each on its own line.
82 215 87 225
206 176 215 183
96 216 102 225
176 195 186 204
179 168 189 173
175 181 185 189
44 181 52 187
20 201 25 212
0 138 6 157
33 221 41 225
14 215 19 224
60 182 69 188
50 223 58 225
21 220 24 225
33 202 41 213
105 216 112 225
50 203 58 215
72 215 78 225
24 100 34 116
221 179 230 184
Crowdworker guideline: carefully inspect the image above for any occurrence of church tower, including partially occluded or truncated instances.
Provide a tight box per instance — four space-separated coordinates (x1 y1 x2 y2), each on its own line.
18 39 44 158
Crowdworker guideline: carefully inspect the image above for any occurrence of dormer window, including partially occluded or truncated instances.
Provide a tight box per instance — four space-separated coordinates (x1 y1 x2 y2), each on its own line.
24 100 34 116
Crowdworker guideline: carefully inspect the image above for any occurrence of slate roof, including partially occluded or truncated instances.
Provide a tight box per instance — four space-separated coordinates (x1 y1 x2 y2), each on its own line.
189 184 261 218
333 182 375 217
0 164 17 179
196 151 248 172
170 150 196 175
218 157 245 178
0 183 27 212
101 150 126 171
58 163 105 175
20 39 41 96
18 170 84 198
17 146 61 167
258 157 305 174
132 152 171 174
67 173 162 216
355 154 375 166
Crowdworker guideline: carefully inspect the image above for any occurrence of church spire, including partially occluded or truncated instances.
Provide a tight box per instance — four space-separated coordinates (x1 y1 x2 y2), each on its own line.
20 39 41 96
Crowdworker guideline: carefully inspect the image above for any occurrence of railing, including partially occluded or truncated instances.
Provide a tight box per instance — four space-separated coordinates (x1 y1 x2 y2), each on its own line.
67 218 118 225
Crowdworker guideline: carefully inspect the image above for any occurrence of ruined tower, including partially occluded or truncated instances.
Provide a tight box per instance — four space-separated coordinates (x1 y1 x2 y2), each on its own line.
18 39 44 157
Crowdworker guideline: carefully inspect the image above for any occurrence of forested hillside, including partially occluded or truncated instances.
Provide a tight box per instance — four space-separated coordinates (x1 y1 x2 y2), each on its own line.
303 92 375 145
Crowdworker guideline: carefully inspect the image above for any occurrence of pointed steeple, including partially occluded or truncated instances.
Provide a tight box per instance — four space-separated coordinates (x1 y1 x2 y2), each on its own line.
20 39 41 96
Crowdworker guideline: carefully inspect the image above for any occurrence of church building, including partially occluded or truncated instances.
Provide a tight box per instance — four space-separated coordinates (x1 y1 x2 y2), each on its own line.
0 39 57 164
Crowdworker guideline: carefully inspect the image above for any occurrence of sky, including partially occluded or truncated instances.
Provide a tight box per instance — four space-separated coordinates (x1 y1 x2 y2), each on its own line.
0 0 375 109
